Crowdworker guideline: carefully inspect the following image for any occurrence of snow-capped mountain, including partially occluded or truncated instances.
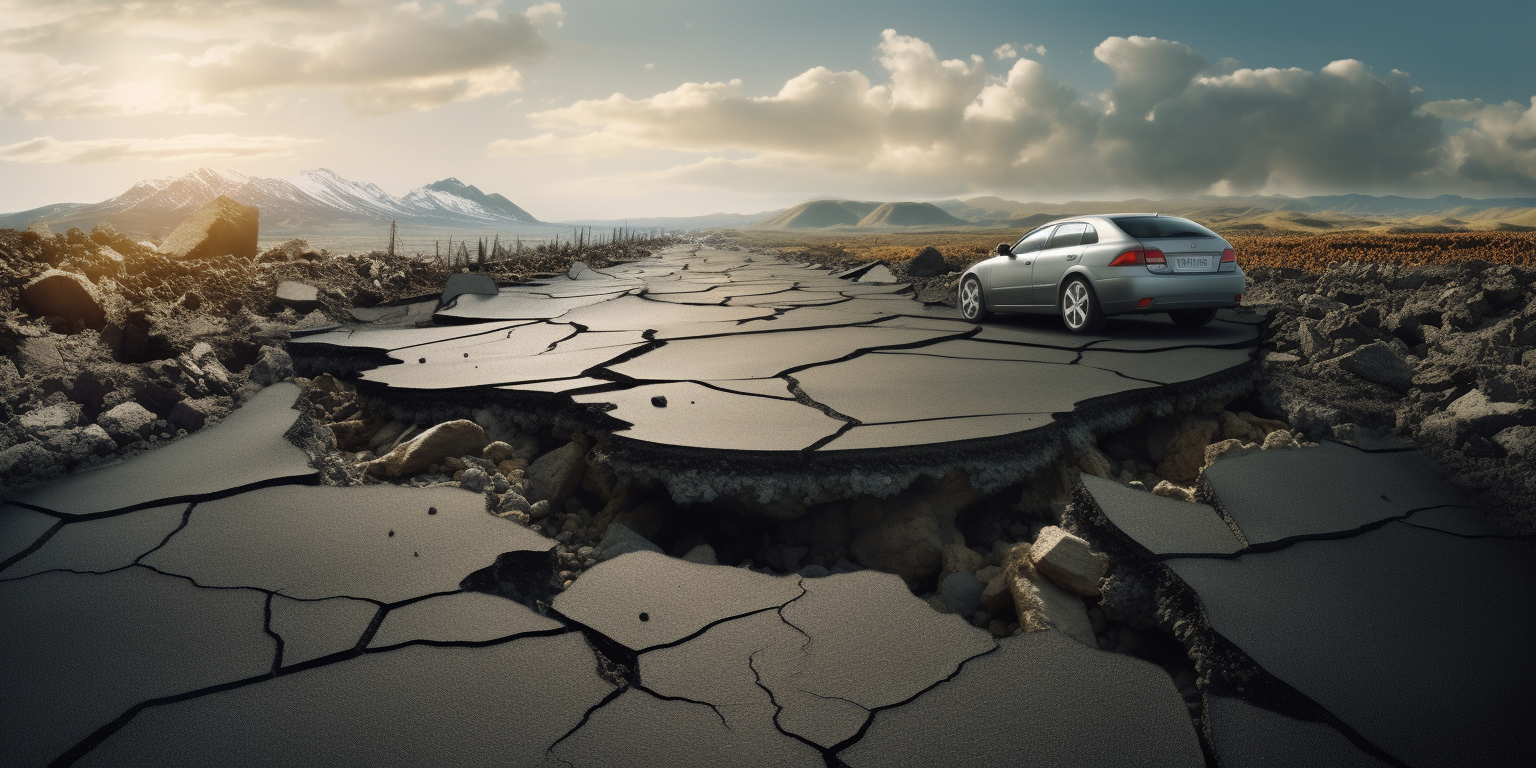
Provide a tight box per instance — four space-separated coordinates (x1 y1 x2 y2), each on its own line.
0 168 542 236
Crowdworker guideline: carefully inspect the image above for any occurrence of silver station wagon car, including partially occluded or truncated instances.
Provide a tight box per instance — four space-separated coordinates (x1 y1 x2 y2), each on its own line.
957 214 1245 332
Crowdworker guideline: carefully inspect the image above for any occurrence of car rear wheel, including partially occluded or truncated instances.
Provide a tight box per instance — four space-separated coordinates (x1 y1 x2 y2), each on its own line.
1168 308 1218 328
1060 277 1105 333
959 276 991 323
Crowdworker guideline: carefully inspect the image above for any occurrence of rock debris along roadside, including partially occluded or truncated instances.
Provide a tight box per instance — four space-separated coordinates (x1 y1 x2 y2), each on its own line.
1 213 1533 767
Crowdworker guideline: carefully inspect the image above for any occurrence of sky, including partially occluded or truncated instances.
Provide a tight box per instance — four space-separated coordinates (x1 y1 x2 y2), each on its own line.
1 0 1534 221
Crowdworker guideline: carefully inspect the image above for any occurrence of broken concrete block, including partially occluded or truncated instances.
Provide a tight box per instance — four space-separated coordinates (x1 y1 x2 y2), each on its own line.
366 419 488 478
20 270 106 331
157 195 258 260
274 281 323 315
524 440 588 507
1005 550 1095 646
1026 526 1107 597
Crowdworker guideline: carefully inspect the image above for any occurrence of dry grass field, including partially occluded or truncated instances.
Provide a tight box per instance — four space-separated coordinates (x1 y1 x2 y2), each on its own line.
721 228 1536 274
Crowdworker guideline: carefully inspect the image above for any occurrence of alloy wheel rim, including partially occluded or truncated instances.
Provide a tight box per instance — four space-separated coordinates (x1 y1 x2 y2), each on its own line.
961 281 979 318
1064 283 1087 328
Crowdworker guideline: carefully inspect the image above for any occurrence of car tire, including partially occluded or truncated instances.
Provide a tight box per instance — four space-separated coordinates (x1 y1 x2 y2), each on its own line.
959 276 992 323
1060 277 1105 333
1168 308 1218 328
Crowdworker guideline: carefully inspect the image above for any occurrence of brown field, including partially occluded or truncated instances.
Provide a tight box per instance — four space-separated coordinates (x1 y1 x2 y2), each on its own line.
720 228 1536 274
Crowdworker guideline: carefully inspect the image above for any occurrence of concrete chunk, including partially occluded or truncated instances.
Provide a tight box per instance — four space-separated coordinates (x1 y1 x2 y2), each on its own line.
1026 526 1107 597
1004 543 1095 646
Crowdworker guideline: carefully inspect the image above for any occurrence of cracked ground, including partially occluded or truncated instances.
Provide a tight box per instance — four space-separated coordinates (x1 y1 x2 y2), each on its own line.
3 244 1528 766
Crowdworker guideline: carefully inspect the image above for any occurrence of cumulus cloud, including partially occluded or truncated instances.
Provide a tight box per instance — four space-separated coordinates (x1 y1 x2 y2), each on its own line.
0 0 560 117
1423 97 1536 193
0 133 319 163
495 29 1533 197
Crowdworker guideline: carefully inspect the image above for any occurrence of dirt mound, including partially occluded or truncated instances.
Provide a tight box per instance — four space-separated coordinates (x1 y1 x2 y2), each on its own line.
752 200 879 229
856 202 969 228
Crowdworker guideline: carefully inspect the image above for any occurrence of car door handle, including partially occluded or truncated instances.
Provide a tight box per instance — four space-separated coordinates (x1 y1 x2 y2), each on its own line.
1022 261 1031 266
1065 254 1077 261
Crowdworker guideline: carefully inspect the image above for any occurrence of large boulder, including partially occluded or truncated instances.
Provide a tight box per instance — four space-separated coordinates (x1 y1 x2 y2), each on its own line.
365 419 488 478
157 195 259 260
907 246 951 277
20 270 105 331
524 440 589 506
98 401 156 444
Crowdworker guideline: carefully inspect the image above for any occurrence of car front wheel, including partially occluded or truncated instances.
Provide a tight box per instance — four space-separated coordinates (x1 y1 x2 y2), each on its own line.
1060 277 1106 333
1169 308 1217 328
959 276 991 323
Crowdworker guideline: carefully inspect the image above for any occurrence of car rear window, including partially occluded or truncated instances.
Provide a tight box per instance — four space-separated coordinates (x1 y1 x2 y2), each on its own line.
1111 216 1218 239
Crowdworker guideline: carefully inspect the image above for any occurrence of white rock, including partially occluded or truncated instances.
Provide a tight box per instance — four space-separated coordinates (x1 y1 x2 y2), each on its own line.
1026 526 1107 597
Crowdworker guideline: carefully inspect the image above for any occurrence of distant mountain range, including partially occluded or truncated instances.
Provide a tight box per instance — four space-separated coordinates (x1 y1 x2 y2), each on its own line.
747 194 1536 234
0 168 544 238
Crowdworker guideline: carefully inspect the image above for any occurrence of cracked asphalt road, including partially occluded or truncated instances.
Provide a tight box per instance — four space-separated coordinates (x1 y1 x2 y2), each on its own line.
11 246 1516 766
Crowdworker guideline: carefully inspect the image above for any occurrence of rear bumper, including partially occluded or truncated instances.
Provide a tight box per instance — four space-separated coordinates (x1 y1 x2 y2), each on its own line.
1088 269 1246 315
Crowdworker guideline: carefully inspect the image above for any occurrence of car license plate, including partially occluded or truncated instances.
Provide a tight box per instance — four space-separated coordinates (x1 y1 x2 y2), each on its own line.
1174 256 1210 271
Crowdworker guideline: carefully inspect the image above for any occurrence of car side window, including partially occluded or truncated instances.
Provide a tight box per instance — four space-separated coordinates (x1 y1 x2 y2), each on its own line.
1016 227 1054 254
1048 223 1087 248
1080 224 1098 244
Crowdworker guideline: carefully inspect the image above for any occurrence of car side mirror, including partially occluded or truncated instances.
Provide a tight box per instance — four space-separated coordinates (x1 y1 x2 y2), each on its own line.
996 242 1013 257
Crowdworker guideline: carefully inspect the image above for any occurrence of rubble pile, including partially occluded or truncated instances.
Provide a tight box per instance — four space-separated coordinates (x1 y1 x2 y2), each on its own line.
1245 260 1536 532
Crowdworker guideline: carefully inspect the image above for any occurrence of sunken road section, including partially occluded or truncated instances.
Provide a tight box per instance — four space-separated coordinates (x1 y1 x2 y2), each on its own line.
289 245 1265 504
1 382 1206 766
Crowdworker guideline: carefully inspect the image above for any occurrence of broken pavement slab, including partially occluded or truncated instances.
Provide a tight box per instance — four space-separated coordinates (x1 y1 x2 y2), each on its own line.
1198 441 1472 546
0 567 273 768
1075 474 1243 557
752 570 996 749
1 503 189 580
79 634 606 768
141 485 554 603
1164 521 1536 767
551 550 804 652
841 632 1205 768
14 383 314 517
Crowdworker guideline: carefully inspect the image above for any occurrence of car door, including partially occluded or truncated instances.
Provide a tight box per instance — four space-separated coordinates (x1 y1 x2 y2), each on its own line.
1029 222 1088 305
989 226 1053 308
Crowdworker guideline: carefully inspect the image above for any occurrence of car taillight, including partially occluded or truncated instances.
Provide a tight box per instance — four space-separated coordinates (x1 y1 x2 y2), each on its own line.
1219 247 1237 272
1109 248 1168 268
